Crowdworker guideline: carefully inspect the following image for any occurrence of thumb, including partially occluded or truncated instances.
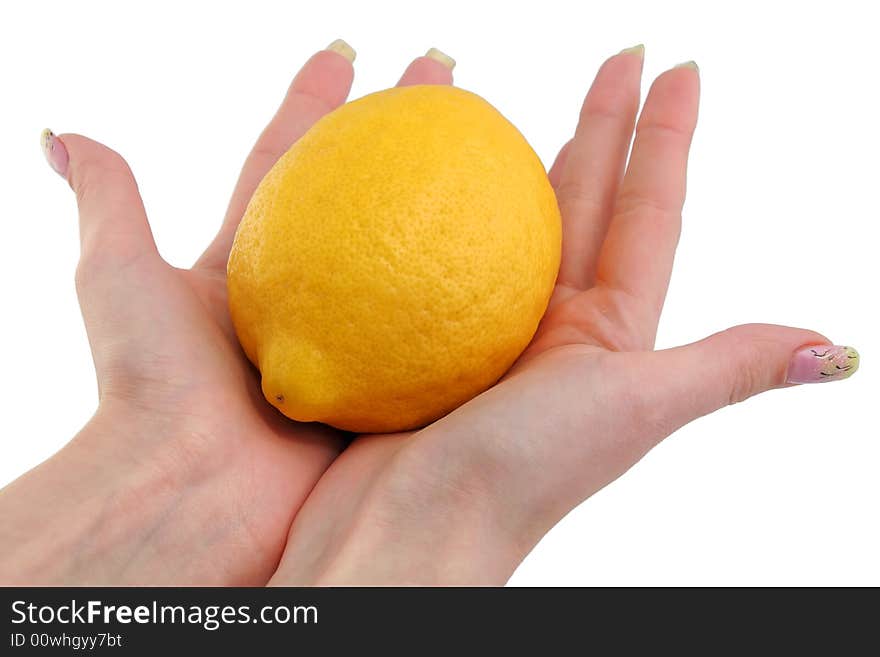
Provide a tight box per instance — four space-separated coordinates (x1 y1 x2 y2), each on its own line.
640 323 860 433
41 129 159 271
41 130 164 392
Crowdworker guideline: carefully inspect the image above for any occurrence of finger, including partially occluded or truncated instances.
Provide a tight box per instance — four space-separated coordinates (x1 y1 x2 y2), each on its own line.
555 45 644 289
596 62 700 335
41 129 168 391
547 139 572 189
41 130 159 271
635 324 859 439
397 48 455 86
196 40 356 270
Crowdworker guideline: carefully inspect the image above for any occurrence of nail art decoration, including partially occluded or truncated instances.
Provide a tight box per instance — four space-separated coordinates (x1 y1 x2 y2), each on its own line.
40 128 69 177
786 345 860 384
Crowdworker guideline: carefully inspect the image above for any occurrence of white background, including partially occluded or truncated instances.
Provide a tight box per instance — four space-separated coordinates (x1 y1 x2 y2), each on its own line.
1 0 876 585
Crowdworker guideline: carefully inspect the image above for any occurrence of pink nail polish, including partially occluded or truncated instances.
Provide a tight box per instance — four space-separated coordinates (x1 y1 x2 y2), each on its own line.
40 128 69 177
786 345 860 384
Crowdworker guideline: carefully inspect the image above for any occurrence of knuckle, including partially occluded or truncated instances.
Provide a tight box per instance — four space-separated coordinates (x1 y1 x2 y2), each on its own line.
579 78 638 125
717 326 765 406
614 189 681 220
248 91 335 166
636 116 692 142
581 97 626 124
248 127 287 167
556 181 605 214
580 88 632 123
285 89 334 116
71 150 135 201
727 364 759 406
75 240 149 296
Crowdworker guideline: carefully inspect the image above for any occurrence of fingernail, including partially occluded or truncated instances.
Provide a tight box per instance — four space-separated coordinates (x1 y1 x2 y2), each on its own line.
40 128 68 177
326 39 356 64
786 345 860 384
425 47 456 70
619 44 645 58
675 60 699 72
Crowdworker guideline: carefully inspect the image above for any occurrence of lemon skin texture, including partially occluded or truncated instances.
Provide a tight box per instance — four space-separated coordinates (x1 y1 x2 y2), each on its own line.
228 85 561 433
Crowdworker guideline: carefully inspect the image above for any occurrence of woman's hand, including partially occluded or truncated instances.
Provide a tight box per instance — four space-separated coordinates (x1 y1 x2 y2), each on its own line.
267 47 858 585
0 42 455 585
0 43 857 587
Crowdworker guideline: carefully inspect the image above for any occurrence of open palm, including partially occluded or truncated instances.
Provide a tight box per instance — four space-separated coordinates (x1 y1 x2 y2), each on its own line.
35 47 458 584
268 49 828 585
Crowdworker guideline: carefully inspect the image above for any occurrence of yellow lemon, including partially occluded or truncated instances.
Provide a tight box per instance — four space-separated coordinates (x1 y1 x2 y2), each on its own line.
228 85 561 433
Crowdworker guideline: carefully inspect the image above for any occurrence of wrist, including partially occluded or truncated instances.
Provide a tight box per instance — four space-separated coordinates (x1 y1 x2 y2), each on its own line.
0 404 224 584
284 452 527 586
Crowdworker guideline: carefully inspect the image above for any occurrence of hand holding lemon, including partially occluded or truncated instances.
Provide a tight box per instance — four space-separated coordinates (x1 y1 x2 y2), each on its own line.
2 42 856 586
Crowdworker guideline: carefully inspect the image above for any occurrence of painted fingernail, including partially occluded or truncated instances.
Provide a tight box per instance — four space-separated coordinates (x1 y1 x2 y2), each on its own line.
786 345 860 384
675 60 699 72
40 129 69 177
619 44 645 58
425 47 456 71
326 39 356 64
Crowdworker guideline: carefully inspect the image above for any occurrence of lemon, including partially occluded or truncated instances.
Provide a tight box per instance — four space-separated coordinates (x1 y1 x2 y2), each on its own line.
228 85 561 433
